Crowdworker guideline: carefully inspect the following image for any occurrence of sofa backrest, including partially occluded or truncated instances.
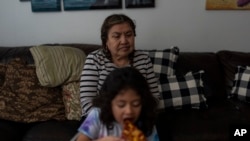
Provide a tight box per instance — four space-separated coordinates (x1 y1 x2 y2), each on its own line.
1 44 234 103
175 52 227 101
0 46 33 64
43 43 101 55
217 50 250 97
0 44 102 64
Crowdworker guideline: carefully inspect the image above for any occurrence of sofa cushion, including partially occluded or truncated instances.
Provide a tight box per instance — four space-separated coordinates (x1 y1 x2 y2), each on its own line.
0 58 66 123
231 66 250 102
0 119 32 141
160 70 207 109
23 120 80 141
62 81 82 121
30 45 86 87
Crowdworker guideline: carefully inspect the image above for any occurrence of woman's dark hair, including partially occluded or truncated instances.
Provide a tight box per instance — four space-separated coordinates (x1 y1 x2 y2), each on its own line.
100 14 136 61
92 67 157 136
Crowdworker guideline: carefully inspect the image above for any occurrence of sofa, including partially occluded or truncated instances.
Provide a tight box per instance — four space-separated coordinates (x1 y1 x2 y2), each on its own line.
0 43 250 141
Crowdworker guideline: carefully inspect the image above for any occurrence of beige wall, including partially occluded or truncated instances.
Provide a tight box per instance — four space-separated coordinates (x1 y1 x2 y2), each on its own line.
0 0 250 52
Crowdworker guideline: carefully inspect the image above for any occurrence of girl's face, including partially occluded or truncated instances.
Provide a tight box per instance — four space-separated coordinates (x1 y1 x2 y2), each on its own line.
111 88 142 127
106 22 135 60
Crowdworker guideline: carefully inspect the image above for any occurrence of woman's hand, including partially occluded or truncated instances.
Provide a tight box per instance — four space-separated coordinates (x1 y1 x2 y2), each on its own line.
95 136 124 141
76 134 124 141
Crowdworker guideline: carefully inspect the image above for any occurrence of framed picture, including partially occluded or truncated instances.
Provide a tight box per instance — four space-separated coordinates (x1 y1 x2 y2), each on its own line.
206 0 250 10
63 0 122 11
31 0 61 12
125 0 155 8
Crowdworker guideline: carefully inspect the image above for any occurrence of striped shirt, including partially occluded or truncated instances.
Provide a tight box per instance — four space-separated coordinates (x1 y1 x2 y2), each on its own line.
80 49 159 117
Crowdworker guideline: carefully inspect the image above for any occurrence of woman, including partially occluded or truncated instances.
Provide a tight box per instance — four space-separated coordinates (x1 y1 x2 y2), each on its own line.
79 14 159 121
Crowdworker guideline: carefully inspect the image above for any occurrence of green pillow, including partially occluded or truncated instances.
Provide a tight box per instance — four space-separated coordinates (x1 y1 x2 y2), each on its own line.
30 46 86 87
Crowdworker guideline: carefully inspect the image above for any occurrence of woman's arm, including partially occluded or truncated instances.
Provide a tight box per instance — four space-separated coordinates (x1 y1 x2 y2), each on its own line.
80 54 99 117
145 56 160 101
76 134 124 141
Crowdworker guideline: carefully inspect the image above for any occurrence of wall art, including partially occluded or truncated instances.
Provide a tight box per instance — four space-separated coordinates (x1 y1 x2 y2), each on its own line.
31 0 61 12
63 0 122 11
125 0 155 8
206 0 250 10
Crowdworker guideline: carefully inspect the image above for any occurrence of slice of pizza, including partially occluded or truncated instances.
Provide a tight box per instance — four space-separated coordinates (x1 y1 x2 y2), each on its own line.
121 119 146 141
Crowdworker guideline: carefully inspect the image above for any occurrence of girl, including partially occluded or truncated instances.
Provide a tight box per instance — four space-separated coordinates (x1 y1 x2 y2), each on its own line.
73 67 159 141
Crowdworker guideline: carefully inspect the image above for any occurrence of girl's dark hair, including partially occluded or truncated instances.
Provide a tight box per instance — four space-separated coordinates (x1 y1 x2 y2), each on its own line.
92 67 157 136
100 14 136 61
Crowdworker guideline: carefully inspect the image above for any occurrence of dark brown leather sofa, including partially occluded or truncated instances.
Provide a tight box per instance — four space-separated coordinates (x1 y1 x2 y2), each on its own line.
1 44 250 141
157 50 250 141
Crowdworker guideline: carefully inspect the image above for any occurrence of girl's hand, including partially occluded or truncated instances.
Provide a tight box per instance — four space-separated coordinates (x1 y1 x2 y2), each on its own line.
96 136 124 141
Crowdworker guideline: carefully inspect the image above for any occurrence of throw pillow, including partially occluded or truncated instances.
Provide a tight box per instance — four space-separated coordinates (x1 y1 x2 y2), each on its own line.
0 64 6 87
160 70 207 110
231 66 250 102
0 58 66 123
62 81 82 121
142 46 179 109
30 45 86 87
0 64 7 111
142 46 179 78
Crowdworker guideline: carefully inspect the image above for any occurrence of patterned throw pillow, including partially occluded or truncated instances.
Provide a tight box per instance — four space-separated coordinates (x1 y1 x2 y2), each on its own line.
0 64 6 87
160 70 207 110
143 46 179 78
30 46 86 87
142 47 180 109
0 58 66 123
231 66 250 102
62 81 82 121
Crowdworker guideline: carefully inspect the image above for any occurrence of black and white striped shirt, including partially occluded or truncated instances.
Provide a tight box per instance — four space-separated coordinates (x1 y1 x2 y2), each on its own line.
80 49 159 117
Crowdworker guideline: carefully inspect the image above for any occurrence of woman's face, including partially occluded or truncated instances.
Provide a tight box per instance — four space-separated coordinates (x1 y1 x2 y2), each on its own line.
111 88 142 127
106 22 135 59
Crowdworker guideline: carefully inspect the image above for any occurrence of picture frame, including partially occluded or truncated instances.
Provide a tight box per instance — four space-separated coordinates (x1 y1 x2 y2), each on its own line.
31 0 61 12
63 0 122 11
206 0 250 10
125 0 155 8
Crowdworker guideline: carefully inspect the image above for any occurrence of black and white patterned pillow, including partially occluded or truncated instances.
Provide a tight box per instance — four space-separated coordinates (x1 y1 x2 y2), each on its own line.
143 46 179 78
142 47 179 109
231 66 250 102
159 70 207 110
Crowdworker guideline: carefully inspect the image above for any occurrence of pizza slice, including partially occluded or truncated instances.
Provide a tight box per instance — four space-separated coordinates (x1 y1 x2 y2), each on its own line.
121 119 146 141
